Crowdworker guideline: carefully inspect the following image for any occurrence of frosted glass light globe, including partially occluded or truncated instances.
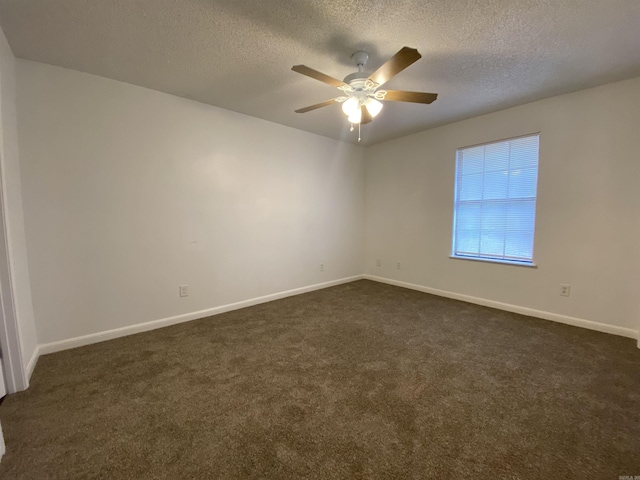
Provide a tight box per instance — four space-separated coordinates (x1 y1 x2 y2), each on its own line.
341 97 360 116
348 108 362 124
365 98 383 117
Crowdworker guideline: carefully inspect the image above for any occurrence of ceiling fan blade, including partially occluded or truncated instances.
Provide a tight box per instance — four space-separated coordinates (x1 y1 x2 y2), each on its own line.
294 99 338 113
368 47 422 87
292 65 347 88
383 90 438 104
361 105 373 124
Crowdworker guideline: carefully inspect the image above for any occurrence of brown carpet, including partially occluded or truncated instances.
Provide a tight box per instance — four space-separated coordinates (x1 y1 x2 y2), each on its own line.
0 280 639 479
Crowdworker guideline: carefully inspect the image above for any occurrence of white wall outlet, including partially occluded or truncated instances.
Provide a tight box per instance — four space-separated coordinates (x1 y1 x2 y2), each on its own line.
376 259 381 268
560 284 571 297
320 263 325 272
396 261 401 270
179 284 189 297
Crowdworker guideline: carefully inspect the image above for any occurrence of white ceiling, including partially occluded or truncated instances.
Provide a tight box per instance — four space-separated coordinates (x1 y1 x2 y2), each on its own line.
1 0 639 146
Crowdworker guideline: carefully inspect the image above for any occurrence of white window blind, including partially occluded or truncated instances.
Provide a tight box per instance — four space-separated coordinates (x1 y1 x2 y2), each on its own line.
452 134 539 264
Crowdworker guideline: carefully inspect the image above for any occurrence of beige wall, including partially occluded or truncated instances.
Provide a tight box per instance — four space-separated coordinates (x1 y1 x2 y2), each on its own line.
364 77 640 334
17 60 365 346
0 23 37 387
13 59 640 350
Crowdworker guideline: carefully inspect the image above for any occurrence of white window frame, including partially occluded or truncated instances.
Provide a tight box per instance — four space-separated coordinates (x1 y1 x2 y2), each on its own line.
450 133 540 267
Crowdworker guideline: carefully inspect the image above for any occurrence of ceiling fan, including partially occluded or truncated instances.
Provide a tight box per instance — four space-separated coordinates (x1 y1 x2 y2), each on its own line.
292 47 438 130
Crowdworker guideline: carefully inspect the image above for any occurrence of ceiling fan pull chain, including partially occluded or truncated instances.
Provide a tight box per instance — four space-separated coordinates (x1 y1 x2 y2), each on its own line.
358 123 361 143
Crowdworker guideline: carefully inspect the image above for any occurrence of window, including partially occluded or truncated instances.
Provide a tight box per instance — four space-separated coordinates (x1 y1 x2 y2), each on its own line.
452 134 539 265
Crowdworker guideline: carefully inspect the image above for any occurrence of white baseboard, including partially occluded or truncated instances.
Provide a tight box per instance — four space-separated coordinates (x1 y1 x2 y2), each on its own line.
38 275 365 356
31 273 640 359
364 274 638 340
26 346 40 381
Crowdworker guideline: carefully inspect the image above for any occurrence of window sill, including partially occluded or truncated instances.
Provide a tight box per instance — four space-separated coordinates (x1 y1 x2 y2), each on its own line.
449 255 538 268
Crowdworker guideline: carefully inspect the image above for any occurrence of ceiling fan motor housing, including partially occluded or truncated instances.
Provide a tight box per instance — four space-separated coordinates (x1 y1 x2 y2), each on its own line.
343 71 370 87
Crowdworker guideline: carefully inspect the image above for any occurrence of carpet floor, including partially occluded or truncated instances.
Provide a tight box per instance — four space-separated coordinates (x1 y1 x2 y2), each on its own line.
0 280 638 479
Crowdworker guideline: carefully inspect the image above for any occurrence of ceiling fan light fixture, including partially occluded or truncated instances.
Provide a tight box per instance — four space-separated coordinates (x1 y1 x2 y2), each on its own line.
341 97 360 116
292 47 438 134
365 98 383 118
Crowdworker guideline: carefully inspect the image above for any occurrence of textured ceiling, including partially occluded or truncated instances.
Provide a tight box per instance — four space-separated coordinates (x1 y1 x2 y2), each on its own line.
1 0 639 146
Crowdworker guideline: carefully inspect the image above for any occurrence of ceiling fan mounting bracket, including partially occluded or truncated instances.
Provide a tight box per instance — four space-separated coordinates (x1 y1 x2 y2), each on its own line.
351 51 369 70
